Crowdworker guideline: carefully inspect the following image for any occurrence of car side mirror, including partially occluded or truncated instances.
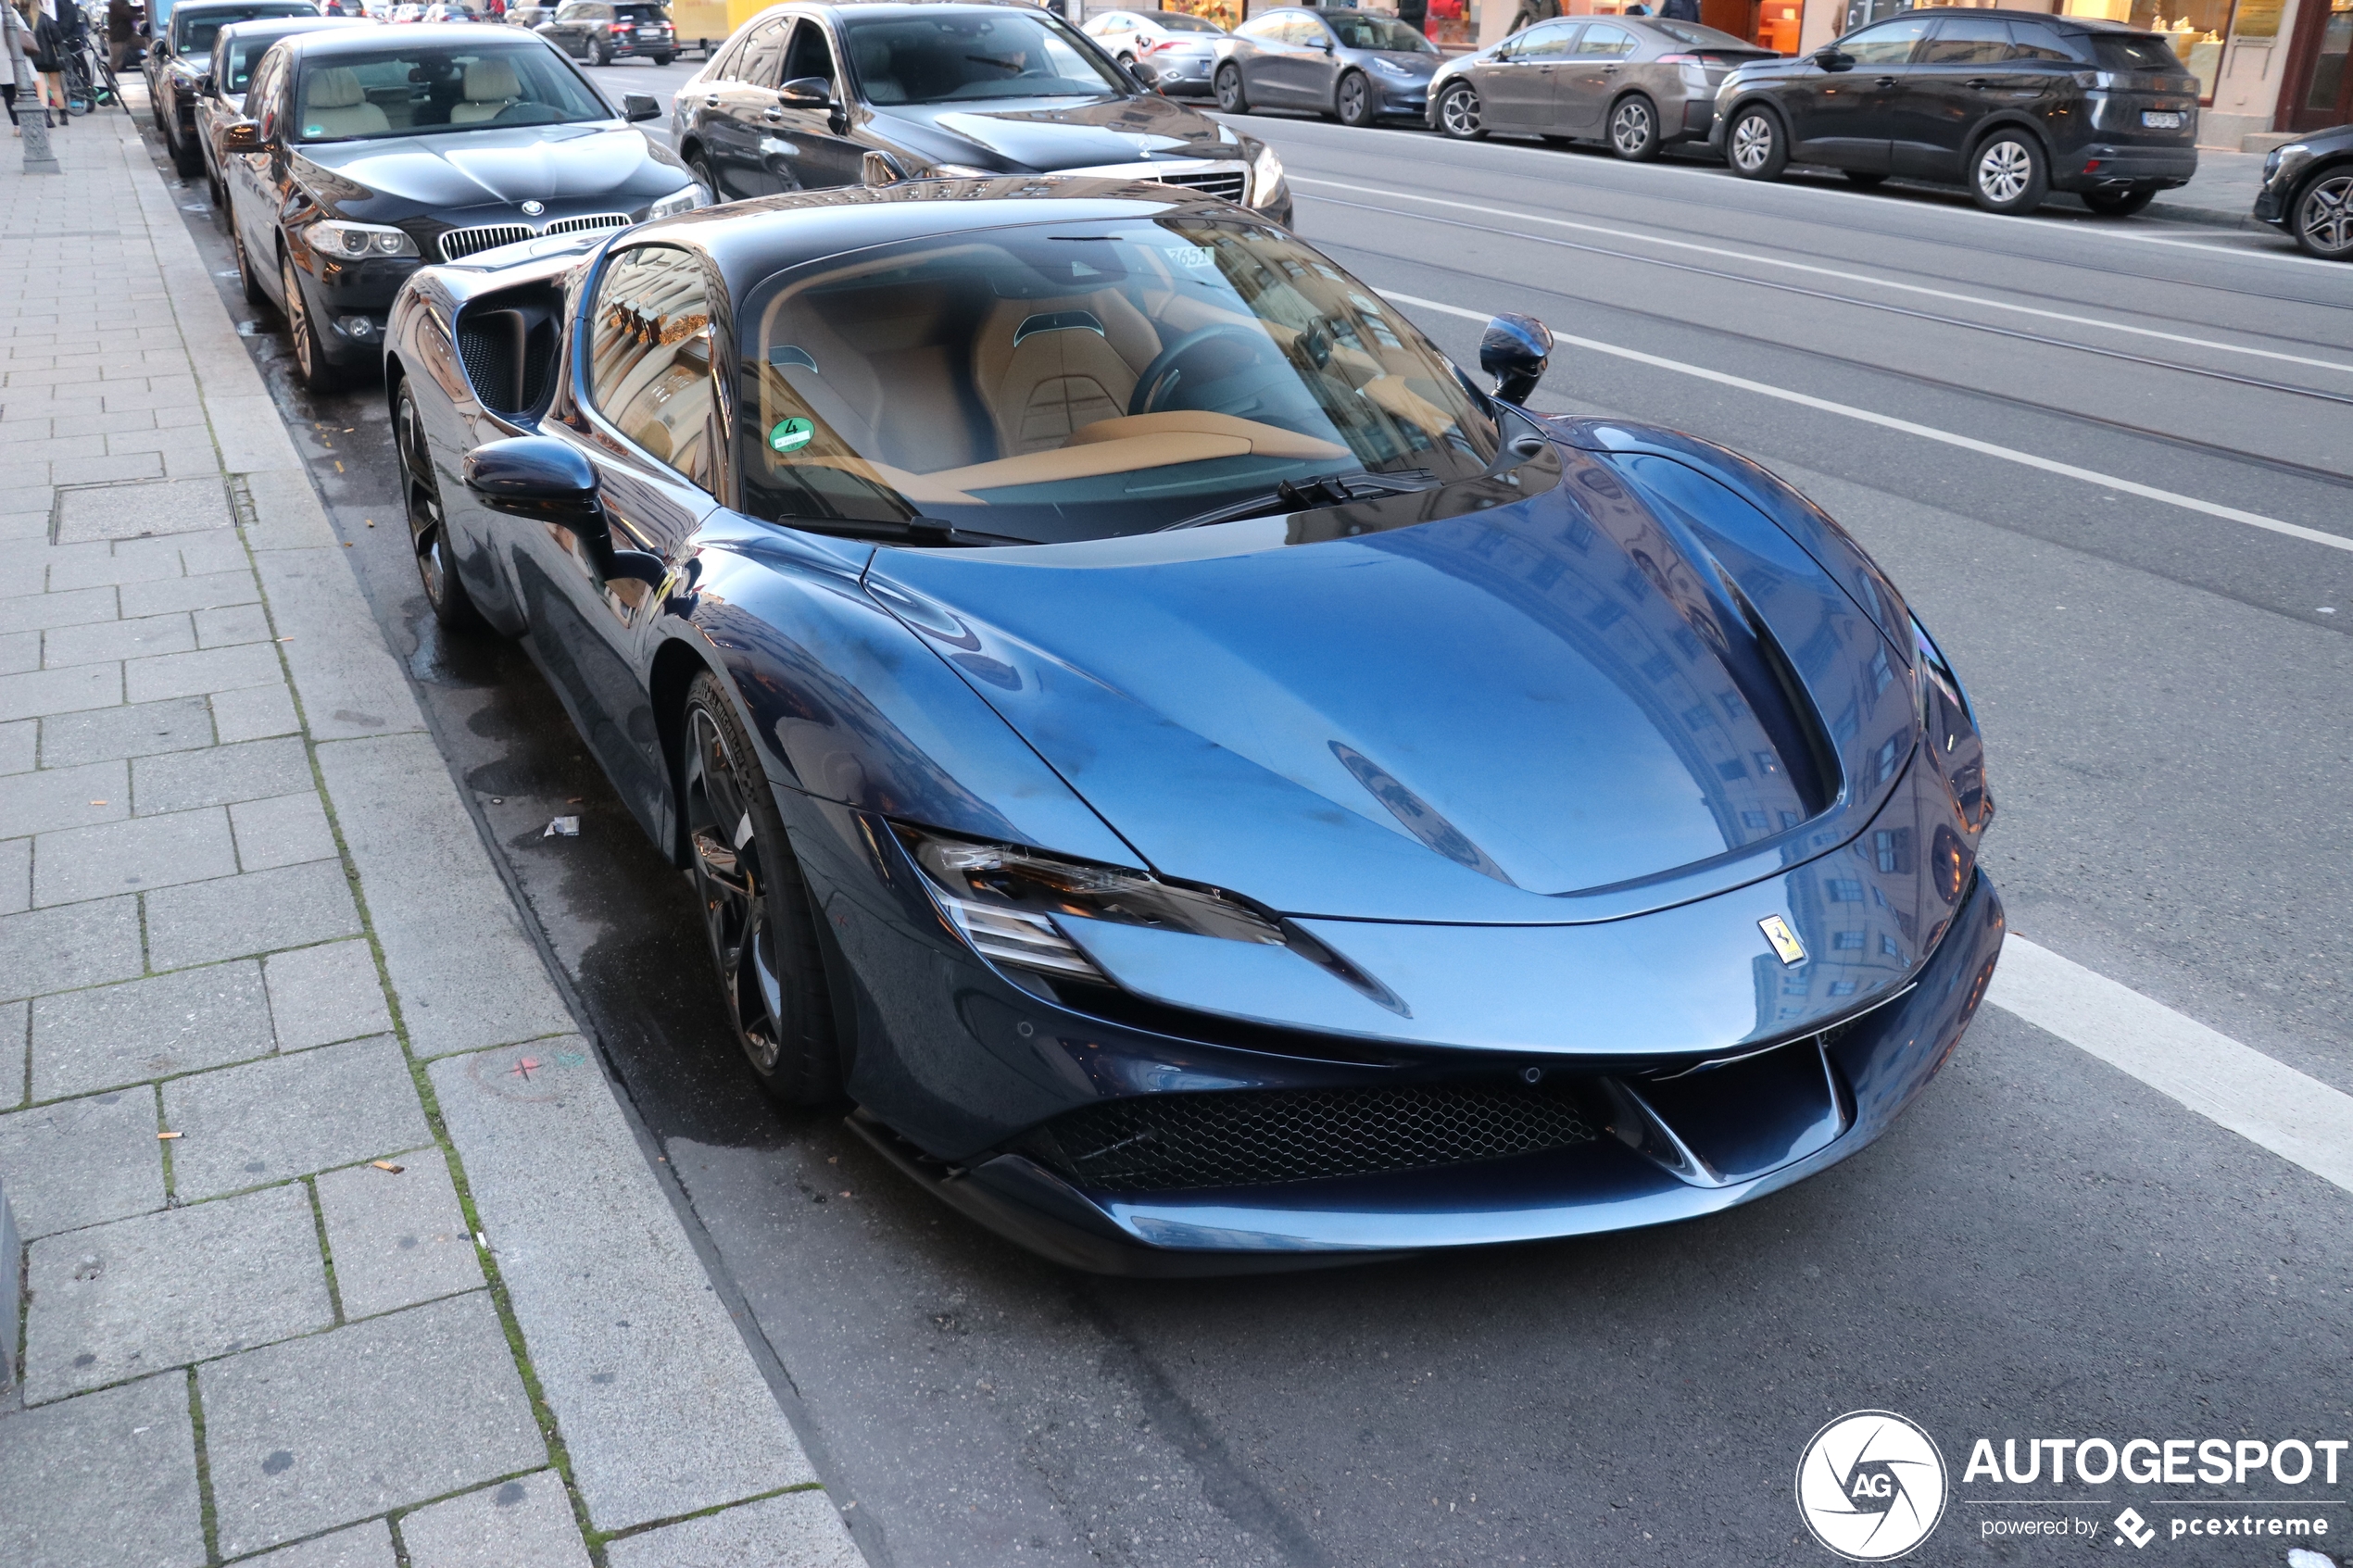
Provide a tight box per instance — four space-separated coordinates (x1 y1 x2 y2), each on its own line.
776 74 829 106
221 120 262 152
464 439 667 583
195 70 215 95
1310 35 1332 52
1812 44 1853 70
621 91 660 121
1479 312 1553 405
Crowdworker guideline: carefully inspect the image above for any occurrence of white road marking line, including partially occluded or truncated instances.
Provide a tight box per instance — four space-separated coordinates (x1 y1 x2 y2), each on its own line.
1297 177 2353 376
1378 288 2353 556
1989 938 2353 1197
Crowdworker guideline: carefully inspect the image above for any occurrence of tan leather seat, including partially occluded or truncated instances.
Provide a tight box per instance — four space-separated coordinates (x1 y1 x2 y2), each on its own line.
299 67 391 139
971 290 1160 457
447 59 521 125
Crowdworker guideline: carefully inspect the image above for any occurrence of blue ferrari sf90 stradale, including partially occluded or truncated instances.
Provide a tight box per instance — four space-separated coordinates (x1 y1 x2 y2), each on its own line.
385 177 2001 1273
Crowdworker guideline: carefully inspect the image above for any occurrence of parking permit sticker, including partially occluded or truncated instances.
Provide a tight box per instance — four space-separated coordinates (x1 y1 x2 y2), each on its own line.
1170 245 1216 270
768 418 814 453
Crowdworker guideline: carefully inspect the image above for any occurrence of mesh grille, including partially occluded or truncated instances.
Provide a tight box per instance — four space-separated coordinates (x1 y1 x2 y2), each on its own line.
456 320 516 412
440 223 534 261
1155 169 1247 203
1037 1083 1598 1193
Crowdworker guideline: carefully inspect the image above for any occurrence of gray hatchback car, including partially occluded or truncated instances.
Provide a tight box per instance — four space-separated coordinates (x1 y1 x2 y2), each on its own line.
1427 15 1777 160
1213 6 1441 128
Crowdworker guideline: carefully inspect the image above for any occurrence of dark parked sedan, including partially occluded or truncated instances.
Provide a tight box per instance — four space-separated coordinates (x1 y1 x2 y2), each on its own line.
670 2 1290 224
220 26 698 387
2254 122 2353 259
1213 6 1441 128
1711 8 2197 215
536 0 677 66
147 0 321 176
194 16 377 205
382 178 2000 1273
1428 15 1777 160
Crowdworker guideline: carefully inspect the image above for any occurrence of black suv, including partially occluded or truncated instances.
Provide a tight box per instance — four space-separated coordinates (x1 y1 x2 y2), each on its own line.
1709 8 2198 215
2254 122 2353 260
535 1 677 67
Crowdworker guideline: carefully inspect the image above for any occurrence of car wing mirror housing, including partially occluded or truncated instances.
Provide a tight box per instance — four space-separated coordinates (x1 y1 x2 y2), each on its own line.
220 120 262 152
1812 44 1853 70
1479 312 1553 406
777 74 830 106
195 70 215 94
464 439 663 583
621 91 661 122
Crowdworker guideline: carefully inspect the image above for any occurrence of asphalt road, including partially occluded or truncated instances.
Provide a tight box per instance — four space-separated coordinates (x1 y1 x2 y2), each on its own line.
141 79 2353 1567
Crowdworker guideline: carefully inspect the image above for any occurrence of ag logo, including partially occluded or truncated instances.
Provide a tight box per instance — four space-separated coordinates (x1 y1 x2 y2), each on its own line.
1794 1411 1948 1561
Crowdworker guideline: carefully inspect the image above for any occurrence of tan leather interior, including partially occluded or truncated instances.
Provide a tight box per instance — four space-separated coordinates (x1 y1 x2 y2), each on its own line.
448 59 520 125
969 290 1161 456
300 68 390 138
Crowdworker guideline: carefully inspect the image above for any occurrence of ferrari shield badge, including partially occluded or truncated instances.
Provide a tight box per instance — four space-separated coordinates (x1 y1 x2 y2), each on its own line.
1759 915 1807 967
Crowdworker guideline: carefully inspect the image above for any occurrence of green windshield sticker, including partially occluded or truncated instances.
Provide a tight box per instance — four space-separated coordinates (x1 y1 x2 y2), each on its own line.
768 418 814 454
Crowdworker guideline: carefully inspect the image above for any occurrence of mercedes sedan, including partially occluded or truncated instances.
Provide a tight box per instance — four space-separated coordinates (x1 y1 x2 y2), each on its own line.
384 180 2002 1273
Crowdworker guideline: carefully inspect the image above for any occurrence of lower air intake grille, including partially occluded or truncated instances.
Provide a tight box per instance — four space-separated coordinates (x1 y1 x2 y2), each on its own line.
1034 1083 1598 1193
1155 168 1247 203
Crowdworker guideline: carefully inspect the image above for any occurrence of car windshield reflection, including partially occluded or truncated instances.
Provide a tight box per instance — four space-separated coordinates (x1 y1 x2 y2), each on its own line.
839 12 1127 104
292 44 609 142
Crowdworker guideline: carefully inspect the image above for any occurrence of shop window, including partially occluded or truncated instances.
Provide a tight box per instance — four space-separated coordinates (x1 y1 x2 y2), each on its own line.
2064 0 2236 99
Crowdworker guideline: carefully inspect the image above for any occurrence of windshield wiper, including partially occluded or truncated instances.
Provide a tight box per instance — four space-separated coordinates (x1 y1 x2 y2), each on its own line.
779 515 1033 548
1157 470 1436 533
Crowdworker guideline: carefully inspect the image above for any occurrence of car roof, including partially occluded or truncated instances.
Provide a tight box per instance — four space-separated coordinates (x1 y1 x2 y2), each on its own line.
276 20 564 54
174 0 321 13
626 179 1262 301
217 15 373 31
1854 5 2161 33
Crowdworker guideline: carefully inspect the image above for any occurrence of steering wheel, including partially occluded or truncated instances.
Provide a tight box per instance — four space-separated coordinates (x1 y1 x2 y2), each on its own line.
1126 323 1272 418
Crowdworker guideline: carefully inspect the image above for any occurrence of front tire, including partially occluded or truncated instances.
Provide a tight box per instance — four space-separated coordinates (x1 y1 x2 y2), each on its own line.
588 33 610 66
1335 69 1375 128
233 224 268 308
1437 82 1483 140
170 117 202 176
650 51 673 65
682 671 843 1107
394 378 487 634
1214 63 1249 113
2292 170 2353 259
2080 186 2155 217
279 247 345 392
691 155 724 205
1970 131 2048 215
1726 105 1786 181
1607 94 1660 161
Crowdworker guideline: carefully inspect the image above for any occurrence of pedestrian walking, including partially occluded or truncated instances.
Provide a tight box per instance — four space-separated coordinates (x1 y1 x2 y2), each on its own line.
105 0 130 69
10 0 64 130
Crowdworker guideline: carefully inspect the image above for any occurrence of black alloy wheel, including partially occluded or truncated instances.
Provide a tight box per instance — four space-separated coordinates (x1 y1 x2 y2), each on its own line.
233 224 269 308
1214 63 1249 113
1437 82 1483 140
650 50 673 65
2294 171 2353 259
279 247 343 391
681 671 842 1106
394 378 487 633
170 116 203 176
1843 169 1887 188
1970 131 2048 215
2080 186 2155 217
1608 94 1660 161
589 32 610 66
1727 105 1786 181
1336 70 1376 129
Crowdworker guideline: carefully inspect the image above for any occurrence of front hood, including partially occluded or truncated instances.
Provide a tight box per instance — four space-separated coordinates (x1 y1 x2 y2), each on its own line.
1364 51 1441 76
864 440 1919 923
294 122 686 215
875 93 1238 172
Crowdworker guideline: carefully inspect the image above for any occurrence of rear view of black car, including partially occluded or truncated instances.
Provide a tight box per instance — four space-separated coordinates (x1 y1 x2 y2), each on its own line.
1711 7 2198 215
535 1 677 67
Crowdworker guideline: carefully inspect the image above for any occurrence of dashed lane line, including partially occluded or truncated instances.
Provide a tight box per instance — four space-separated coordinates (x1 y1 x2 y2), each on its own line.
1377 287 2353 556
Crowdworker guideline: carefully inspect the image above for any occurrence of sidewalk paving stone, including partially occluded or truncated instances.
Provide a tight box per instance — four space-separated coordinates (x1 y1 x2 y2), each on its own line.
196 600 275 648
0 660 120 723
0 1089 164 1238
604 1492 863 1568
31 960 274 1099
120 567 260 619
39 694 213 768
0 756 128 835
0 897 145 1003
202 1291 545 1559
126 639 283 705
0 1373 205 1568
0 583 118 635
145 859 362 971
1 836 24 915
315 1154 482 1320
0 627 34 675
43 610 196 670
0 719 30 775
162 1035 430 1199
33 806 239 907
212 680 302 745
232 790 340 872
245 1521 397 1568
399 1472 592 1568
23 1182 332 1403
3 997 22 1103
265 939 395 1050
134 734 311 815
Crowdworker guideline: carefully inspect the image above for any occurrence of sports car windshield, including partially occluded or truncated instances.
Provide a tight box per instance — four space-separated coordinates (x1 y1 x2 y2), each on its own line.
290 44 608 142
737 214 1503 545
839 13 1127 104
1327 15 1436 53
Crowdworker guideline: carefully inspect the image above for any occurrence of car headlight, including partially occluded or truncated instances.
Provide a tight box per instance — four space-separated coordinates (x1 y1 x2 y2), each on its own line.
896 824 1281 985
1370 56 1415 78
2263 142 2307 182
1912 613 1990 832
648 183 704 220
301 220 419 259
1247 140 1285 209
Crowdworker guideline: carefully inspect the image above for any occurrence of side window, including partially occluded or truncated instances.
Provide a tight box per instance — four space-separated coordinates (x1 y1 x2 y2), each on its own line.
1575 23 1635 57
1514 21 1580 58
738 17 791 89
1288 16 1327 45
1918 18 2010 65
251 53 285 138
707 28 749 80
589 247 722 493
781 20 836 89
2005 21 2080 62
1234 14 1283 40
1842 17 1931 65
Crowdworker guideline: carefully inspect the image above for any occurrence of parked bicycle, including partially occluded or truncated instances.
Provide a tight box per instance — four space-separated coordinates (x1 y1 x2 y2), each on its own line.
60 29 122 114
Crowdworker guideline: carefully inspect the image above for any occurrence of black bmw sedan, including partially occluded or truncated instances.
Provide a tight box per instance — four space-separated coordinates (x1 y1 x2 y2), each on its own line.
220 25 700 388
670 1 1291 225
147 0 322 177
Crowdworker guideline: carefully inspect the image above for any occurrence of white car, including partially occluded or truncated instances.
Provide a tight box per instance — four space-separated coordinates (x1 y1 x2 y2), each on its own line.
1082 6 1227 94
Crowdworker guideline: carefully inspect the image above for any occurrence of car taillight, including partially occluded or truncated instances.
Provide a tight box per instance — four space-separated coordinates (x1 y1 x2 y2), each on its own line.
1657 52 1699 63
1147 38 1181 52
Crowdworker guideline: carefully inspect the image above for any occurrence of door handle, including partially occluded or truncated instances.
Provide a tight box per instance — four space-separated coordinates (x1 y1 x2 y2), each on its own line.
1875 75 1896 87
1601 63 1619 72
1965 78 1989 90
762 106 784 120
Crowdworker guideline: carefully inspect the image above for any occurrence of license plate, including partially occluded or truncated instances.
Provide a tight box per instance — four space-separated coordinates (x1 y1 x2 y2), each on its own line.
2142 110 2183 129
